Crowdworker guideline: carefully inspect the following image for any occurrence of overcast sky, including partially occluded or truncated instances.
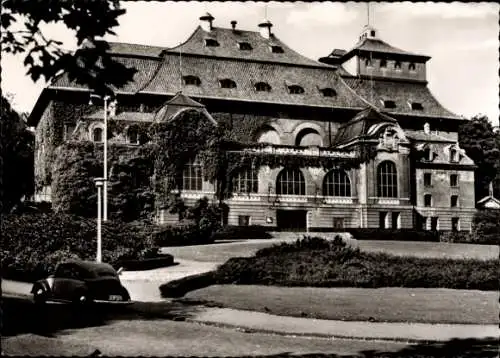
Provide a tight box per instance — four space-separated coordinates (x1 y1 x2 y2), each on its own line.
2 1 499 126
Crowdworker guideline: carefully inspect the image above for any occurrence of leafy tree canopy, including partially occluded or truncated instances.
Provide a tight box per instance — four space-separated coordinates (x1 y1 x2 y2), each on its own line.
458 114 500 199
0 94 35 212
1 0 136 95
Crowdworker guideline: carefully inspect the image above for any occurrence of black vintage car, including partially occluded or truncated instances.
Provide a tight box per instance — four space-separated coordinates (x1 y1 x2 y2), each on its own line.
31 260 131 305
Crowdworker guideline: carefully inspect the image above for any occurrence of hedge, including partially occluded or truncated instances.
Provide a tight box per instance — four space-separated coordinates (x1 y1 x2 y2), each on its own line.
0 213 162 282
211 225 273 241
347 229 440 242
160 271 217 298
212 237 498 291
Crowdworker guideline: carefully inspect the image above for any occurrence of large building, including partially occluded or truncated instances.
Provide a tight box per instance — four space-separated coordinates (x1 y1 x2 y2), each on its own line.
29 13 476 231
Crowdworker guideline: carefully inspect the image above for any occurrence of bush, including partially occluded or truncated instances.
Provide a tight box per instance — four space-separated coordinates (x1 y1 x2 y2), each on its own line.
472 209 500 245
0 213 163 281
212 236 498 291
348 229 440 242
117 254 175 271
152 222 215 247
160 271 216 298
211 225 273 241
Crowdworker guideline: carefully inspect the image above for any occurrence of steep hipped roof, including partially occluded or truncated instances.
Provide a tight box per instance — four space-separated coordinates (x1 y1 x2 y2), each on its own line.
340 77 460 119
169 26 329 68
333 106 398 146
342 37 431 61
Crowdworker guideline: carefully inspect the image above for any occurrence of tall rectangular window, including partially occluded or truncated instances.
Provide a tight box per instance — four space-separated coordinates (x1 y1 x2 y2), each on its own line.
424 173 432 187
391 212 401 229
451 195 459 207
451 217 460 232
379 212 388 229
450 174 458 187
424 194 432 207
430 217 439 231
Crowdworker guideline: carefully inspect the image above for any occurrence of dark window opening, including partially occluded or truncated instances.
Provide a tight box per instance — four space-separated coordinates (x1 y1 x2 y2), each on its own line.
333 218 344 229
270 45 284 53
92 127 103 142
320 88 337 97
424 194 432 207
379 212 388 229
238 42 252 51
383 100 397 109
183 76 201 86
451 217 459 232
411 102 424 110
238 215 251 226
451 195 459 208
205 38 220 47
219 79 237 89
288 85 304 95
424 173 432 187
409 62 416 71
392 212 400 229
370 30 376 37
255 82 271 92
394 61 402 70
430 217 438 231
365 58 372 67
450 174 458 187
423 147 432 161
380 59 387 68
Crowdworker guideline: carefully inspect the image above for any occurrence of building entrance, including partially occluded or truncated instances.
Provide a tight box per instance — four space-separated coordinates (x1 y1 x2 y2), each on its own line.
277 210 307 231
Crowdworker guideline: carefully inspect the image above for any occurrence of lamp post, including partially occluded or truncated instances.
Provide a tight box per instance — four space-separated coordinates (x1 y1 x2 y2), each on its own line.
94 177 105 263
90 94 116 221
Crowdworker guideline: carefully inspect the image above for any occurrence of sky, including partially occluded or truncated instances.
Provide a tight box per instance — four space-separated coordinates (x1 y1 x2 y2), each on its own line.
2 1 499 126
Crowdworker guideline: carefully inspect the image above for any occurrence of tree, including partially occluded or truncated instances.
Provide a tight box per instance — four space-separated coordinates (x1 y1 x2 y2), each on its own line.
1 0 136 95
458 115 500 200
0 95 35 212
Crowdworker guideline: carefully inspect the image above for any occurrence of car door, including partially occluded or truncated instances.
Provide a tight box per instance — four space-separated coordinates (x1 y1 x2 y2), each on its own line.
52 263 84 301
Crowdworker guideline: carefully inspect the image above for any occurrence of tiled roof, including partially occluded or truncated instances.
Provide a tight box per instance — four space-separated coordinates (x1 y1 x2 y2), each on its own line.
405 131 456 143
340 77 460 119
140 53 366 108
333 107 398 146
169 26 329 68
154 92 206 122
107 42 166 58
50 56 162 93
343 38 430 60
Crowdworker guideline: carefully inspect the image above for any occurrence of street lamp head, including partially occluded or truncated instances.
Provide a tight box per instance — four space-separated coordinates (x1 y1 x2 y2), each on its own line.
94 177 105 187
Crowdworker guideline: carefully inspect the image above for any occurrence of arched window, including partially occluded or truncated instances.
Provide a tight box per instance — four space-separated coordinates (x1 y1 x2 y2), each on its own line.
232 168 258 194
394 61 402 70
288 85 304 95
255 82 271 92
323 169 351 197
256 126 280 145
219 79 237 89
92 127 103 142
295 128 323 147
377 161 398 198
449 148 459 163
182 160 203 191
276 168 305 195
409 62 416 71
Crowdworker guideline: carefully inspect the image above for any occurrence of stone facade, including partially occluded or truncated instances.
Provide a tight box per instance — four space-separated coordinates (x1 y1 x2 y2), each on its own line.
29 15 477 231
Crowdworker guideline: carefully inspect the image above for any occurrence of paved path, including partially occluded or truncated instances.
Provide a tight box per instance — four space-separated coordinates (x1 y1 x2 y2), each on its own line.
189 307 500 343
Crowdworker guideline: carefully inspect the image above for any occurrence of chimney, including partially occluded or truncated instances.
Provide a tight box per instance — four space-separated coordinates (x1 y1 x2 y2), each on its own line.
423 122 430 135
199 12 214 32
231 20 237 30
258 19 273 39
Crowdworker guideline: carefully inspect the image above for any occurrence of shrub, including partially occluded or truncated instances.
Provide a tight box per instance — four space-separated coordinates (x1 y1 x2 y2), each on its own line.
472 209 500 245
160 271 216 298
0 213 163 281
212 236 498 291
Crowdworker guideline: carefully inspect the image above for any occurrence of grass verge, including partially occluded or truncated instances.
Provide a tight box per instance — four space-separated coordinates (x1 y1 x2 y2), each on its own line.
181 285 498 324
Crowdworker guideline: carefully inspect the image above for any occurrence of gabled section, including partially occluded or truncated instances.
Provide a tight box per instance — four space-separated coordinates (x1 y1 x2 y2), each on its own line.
153 92 215 124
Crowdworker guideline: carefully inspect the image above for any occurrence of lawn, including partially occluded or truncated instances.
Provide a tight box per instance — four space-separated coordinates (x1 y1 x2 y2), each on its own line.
182 285 498 324
164 239 499 263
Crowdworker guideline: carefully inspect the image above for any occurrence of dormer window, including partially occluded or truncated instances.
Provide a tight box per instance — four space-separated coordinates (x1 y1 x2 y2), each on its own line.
238 42 252 51
183 75 201 86
255 82 271 92
320 88 337 97
381 100 396 109
423 147 432 162
410 102 424 110
92 127 103 142
394 61 402 70
365 58 372 67
380 59 387 68
219 78 237 89
409 62 416 71
370 30 376 37
288 85 304 95
127 127 139 145
450 148 459 163
270 45 284 53
205 38 219 47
